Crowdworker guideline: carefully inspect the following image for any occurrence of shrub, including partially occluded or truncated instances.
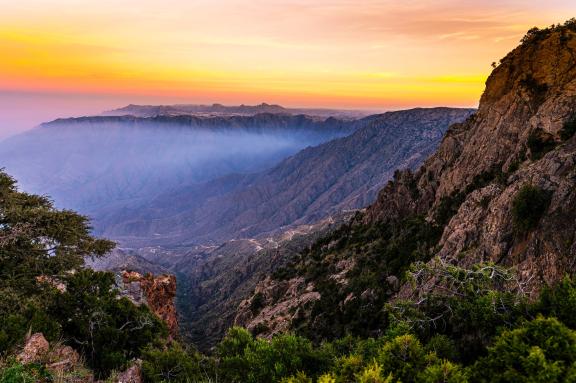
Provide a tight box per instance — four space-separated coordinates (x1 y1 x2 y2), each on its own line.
527 128 556 160
141 342 204 383
536 276 576 329
418 360 469 383
511 184 552 234
0 360 52 383
217 328 330 383
355 363 393 383
250 292 265 314
377 335 426 383
472 316 576 383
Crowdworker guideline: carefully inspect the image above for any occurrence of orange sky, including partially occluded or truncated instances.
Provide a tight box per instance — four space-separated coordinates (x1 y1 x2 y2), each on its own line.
0 0 574 136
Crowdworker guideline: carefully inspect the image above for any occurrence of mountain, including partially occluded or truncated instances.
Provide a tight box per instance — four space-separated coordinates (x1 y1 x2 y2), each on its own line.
103 102 375 120
236 22 576 340
99 108 474 246
0 113 355 225
96 107 472 350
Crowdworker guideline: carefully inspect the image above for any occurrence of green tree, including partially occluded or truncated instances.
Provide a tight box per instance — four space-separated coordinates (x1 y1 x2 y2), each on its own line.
141 342 205 383
377 334 427 383
472 316 576 383
51 269 167 376
0 171 113 354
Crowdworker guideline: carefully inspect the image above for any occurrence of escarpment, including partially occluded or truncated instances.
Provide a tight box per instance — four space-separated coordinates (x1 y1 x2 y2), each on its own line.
366 25 576 289
237 23 576 338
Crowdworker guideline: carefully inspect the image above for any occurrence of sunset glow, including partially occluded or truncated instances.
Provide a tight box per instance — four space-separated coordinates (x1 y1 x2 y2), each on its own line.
0 0 574 136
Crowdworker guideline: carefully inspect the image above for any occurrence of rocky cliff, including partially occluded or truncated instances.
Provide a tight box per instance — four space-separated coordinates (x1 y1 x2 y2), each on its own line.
118 271 179 338
236 22 576 339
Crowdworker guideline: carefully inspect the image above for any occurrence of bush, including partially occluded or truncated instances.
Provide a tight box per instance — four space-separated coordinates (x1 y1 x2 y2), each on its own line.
472 316 576 383
377 335 427 383
418 360 469 383
536 276 576 329
527 128 556 160
217 328 331 383
355 363 393 383
511 184 552 234
0 360 52 383
51 269 167 377
141 342 204 383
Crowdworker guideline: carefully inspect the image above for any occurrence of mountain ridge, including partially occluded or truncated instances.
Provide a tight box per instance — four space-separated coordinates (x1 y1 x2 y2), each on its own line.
235 22 576 340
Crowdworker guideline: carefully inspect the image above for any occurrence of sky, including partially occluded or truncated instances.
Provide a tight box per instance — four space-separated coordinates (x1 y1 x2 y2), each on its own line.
0 0 574 138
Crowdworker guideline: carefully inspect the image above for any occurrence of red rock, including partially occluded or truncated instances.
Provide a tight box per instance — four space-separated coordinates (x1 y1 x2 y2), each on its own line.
17 333 49 364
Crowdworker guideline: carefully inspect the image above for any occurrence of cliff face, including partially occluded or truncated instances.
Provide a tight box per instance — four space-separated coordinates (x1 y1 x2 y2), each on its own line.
119 271 179 338
366 25 576 289
237 23 576 338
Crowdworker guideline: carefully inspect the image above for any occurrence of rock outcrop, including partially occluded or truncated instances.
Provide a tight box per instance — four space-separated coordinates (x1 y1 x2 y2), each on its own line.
119 271 179 337
17 333 88 382
115 360 143 383
235 276 320 338
17 333 50 364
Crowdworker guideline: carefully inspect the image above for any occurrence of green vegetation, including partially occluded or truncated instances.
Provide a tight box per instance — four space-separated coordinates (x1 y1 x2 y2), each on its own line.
0 171 169 379
120 268 576 382
520 19 576 45
0 359 51 383
511 184 552 234
0 161 573 383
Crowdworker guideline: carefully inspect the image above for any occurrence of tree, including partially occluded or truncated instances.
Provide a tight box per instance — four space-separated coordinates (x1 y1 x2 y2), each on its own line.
0 171 113 354
472 316 576 383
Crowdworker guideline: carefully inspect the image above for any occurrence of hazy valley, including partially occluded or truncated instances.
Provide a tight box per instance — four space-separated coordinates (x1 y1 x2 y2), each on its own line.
3 14 576 383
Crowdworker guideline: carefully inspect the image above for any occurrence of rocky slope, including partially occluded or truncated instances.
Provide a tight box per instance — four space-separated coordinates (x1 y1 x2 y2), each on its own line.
117 271 179 338
101 108 473 246
236 22 576 339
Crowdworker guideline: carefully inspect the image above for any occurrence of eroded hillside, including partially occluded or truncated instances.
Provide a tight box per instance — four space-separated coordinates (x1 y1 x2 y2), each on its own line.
237 23 576 340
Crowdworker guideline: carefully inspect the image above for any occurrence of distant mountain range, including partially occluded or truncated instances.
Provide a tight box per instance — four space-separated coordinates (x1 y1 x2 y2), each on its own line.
103 102 375 120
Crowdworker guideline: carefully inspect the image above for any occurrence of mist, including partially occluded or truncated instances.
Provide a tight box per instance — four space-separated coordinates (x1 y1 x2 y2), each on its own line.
0 115 355 230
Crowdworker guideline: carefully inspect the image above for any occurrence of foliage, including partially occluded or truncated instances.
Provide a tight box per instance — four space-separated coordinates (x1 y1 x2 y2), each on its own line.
355 363 393 383
141 342 204 383
511 184 552 234
50 269 167 376
377 334 427 382
472 316 576 382
0 359 52 383
217 327 331 383
536 276 576 329
0 170 168 380
391 260 530 361
418 360 469 383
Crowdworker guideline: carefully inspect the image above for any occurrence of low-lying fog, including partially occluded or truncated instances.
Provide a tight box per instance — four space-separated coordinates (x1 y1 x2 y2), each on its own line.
0 116 354 225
